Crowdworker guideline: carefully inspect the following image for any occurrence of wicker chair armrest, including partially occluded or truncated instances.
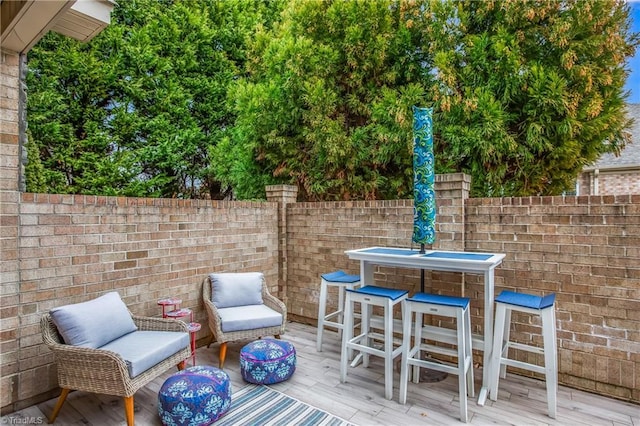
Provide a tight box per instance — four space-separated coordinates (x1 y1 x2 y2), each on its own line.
132 315 189 333
263 292 287 318
203 297 224 337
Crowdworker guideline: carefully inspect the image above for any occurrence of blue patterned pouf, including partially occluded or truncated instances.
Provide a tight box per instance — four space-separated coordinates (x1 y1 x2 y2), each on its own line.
240 339 296 384
158 365 231 426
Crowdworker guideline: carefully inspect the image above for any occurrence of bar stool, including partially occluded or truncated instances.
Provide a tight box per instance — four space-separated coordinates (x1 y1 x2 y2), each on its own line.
488 290 557 419
398 293 474 423
316 270 361 352
340 285 408 400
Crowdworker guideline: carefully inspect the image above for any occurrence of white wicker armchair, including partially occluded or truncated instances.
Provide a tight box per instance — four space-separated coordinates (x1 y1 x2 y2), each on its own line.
203 272 287 368
41 313 190 426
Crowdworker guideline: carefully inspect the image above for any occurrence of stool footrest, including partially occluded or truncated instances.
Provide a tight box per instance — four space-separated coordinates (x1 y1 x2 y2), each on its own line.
407 354 472 377
500 357 546 375
505 341 545 356
418 343 459 358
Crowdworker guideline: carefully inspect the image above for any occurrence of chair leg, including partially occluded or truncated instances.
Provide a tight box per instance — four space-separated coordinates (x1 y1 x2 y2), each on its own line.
274 334 281 339
219 342 228 369
398 301 412 405
206 334 215 348
488 303 507 401
317 279 328 352
48 388 70 423
177 360 186 370
542 307 558 419
340 292 354 384
456 308 468 423
124 396 134 426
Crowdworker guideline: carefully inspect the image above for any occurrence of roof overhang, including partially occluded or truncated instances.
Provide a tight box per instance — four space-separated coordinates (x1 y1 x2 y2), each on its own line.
583 164 640 173
0 0 114 54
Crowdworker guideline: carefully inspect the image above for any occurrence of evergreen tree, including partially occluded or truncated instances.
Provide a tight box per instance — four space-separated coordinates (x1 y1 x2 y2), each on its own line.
429 0 638 196
214 0 433 200
218 0 638 199
26 0 283 198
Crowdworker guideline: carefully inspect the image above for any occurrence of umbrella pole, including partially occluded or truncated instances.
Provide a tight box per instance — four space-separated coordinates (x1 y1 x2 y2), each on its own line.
420 243 425 293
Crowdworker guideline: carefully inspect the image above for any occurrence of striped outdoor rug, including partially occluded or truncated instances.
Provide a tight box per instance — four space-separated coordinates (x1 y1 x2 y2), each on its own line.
215 384 354 426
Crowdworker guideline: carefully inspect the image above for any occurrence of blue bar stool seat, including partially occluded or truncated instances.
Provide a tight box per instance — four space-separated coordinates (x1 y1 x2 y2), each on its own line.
316 271 361 352
398 293 474 423
488 290 557 419
340 285 408 400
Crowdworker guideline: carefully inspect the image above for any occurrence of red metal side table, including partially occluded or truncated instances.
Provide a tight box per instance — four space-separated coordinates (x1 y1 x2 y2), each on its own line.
158 299 200 366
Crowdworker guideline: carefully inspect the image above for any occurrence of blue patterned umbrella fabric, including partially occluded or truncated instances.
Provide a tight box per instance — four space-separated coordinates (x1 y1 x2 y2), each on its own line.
412 106 436 247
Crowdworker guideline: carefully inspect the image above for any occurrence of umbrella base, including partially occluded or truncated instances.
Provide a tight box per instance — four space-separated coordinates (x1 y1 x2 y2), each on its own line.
396 355 448 383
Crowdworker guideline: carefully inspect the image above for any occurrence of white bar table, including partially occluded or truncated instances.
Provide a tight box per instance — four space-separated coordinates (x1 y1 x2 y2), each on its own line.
345 246 505 405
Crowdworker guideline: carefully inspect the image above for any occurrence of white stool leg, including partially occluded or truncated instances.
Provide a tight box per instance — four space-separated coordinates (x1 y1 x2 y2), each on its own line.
542 306 557 419
362 301 370 368
488 302 507 401
412 310 423 384
317 279 329 352
456 307 469 423
464 306 475 398
500 307 511 379
384 297 394 400
340 292 354 384
337 284 345 340
398 301 412 405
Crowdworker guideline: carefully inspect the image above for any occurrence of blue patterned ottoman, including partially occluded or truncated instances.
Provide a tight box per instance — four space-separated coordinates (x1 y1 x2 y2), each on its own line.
240 339 296 384
158 365 231 426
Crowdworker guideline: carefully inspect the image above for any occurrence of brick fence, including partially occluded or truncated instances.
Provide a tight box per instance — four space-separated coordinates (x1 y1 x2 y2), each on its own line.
2 50 639 413
285 179 640 403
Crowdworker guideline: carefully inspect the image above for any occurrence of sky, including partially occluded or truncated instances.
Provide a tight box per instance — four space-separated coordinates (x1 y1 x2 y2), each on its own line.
626 1 640 103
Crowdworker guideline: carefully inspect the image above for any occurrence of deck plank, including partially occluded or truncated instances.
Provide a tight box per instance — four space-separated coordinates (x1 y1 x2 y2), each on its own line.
1 322 637 426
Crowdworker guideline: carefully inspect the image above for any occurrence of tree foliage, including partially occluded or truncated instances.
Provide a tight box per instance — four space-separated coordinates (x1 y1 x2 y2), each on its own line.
429 0 638 196
26 0 638 199
26 0 283 198
214 0 434 200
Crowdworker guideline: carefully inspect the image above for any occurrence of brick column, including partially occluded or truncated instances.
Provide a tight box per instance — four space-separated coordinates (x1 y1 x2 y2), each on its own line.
265 185 298 304
434 173 470 251
0 50 22 412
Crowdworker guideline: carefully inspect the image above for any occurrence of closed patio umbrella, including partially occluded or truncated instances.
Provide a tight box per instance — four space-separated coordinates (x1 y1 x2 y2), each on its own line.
412 106 435 292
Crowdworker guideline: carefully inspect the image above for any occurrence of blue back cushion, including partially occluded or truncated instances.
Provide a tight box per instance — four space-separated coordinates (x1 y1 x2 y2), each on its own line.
210 272 264 308
50 291 137 348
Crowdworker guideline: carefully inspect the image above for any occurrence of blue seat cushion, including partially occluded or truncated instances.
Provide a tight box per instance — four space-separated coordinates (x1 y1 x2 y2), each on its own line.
496 290 555 309
217 304 282 333
240 339 296 384
99 330 189 378
408 292 470 309
321 270 360 283
348 285 408 301
158 365 231 426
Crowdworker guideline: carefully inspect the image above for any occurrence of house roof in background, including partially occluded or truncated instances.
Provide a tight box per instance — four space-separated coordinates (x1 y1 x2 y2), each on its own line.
585 103 640 171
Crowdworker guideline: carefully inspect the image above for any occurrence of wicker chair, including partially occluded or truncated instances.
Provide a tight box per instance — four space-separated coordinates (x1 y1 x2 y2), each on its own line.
203 273 287 368
41 313 191 426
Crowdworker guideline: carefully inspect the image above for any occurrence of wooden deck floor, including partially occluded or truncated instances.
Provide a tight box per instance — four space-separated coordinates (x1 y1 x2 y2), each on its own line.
3 322 639 425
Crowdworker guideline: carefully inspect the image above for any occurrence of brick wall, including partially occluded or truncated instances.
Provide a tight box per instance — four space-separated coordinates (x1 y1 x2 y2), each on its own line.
578 170 640 195
465 195 640 400
2 46 639 411
2 194 278 412
285 191 640 402
1 50 21 411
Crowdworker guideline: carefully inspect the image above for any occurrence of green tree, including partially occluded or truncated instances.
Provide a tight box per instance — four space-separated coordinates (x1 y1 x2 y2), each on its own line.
24 130 47 193
218 0 637 200
214 0 434 200
429 0 638 196
26 0 283 198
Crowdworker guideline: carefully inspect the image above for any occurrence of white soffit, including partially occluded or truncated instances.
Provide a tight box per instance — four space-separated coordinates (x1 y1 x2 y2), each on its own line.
52 0 114 43
1 0 72 53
